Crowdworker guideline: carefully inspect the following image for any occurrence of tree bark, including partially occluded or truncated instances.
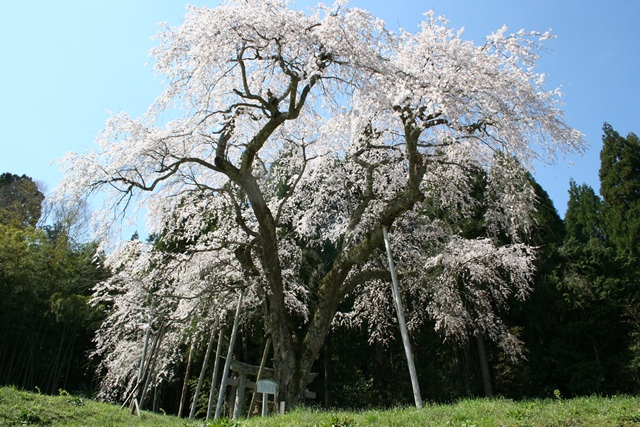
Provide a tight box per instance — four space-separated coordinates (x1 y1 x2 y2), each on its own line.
476 334 494 398
221 110 428 408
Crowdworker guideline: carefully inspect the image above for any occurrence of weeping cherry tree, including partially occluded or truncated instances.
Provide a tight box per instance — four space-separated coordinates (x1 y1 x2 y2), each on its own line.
54 0 583 406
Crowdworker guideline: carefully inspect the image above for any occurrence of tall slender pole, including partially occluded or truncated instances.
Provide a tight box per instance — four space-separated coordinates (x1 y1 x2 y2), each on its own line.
130 323 151 413
206 328 225 420
214 288 245 419
178 338 195 418
139 322 165 408
190 320 219 419
247 337 271 418
382 225 423 408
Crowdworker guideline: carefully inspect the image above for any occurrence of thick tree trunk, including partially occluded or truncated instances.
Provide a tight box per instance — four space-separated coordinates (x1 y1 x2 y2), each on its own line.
269 309 299 408
234 117 427 408
262 214 425 407
476 334 493 398
236 173 301 407
270 227 391 407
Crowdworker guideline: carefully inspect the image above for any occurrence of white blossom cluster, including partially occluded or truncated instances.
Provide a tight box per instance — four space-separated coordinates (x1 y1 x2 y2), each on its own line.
52 0 585 399
91 238 258 401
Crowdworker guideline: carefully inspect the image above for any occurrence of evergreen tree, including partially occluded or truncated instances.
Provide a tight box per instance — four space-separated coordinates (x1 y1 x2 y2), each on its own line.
0 172 107 393
564 180 603 244
599 123 640 259
599 123 640 385
0 173 44 228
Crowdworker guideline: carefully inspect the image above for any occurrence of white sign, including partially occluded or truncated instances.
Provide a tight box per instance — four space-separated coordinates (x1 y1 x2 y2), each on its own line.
257 379 278 395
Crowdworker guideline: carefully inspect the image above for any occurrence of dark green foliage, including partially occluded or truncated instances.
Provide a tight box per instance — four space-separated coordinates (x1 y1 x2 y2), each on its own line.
493 180 565 398
598 123 640 388
522 124 640 397
599 123 640 259
0 172 44 228
564 180 603 244
0 173 108 395
0 226 108 394
6 120 640 412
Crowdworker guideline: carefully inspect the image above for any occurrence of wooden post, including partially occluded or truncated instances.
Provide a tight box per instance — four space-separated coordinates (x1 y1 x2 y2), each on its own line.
139 322 165 411
132 396 141 417
137 326 151 388
214 288 245 419
130 323 151 415
233 372 247 418
256 380 278 416
190 321 219 419
206 328 225 420
247 337 271 418
178 338 195 418
382 225 423 408
261 392 268 416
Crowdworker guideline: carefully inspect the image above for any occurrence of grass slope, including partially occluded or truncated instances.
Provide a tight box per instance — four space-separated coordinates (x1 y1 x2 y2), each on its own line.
0 387 195 427
1 387 640 426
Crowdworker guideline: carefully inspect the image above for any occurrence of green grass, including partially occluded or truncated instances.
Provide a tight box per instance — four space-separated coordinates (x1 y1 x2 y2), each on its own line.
2 386 640 426
0 387 198 427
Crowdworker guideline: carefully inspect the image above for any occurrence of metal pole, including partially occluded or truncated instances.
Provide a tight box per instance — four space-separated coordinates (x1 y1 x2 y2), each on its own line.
382 225 423 408
214 288 245 419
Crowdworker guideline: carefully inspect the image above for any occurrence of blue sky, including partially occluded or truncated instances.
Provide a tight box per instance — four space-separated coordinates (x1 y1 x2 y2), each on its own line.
1 0 638 220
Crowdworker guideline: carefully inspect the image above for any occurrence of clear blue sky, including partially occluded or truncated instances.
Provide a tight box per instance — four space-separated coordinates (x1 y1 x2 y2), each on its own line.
1 0 638 218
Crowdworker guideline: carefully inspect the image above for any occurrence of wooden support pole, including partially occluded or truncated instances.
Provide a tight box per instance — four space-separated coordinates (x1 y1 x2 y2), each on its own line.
206 328 225 420
178 338 195 418
132 397 141 417
233 373 247 418
137 326 151 388
247 337 271 418
190 321 219 419
129 323 151 415
214 288 245 419
139 322 166 408
382 225 423 408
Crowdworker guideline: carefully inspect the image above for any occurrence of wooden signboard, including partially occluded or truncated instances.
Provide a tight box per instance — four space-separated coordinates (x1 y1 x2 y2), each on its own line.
256 380 278 416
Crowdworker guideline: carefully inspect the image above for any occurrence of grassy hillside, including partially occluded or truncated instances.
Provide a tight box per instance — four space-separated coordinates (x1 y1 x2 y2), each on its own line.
0 387 195 427
2 386 640 426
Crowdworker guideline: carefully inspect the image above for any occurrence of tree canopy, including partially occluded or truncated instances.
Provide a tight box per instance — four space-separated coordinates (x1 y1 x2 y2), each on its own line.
0 172 106 394
600 123 640 259
0 173 44 228
53 0 584 406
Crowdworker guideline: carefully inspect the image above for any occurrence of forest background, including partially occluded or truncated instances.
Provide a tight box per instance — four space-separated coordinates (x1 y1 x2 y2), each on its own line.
0 0 639 419
3 123 639 414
